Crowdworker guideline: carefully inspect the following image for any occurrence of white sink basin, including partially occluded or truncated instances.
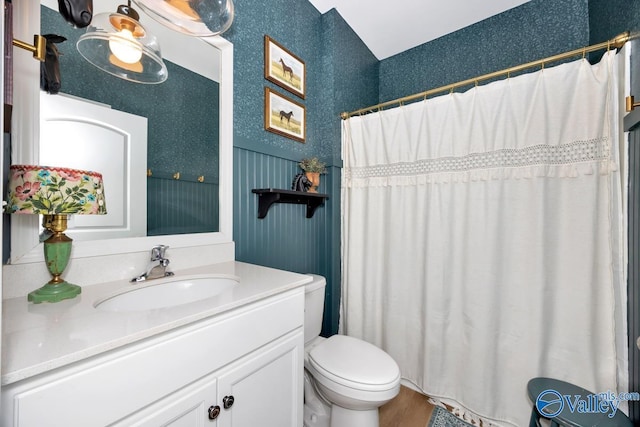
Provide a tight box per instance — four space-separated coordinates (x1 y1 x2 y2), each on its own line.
94 275 238 312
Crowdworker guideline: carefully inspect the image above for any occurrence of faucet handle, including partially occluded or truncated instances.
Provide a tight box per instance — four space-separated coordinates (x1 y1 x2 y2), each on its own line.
151 245 169 261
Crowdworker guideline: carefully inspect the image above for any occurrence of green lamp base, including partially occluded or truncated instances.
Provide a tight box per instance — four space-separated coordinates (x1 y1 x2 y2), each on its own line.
28 281 81 304
30 220 81 304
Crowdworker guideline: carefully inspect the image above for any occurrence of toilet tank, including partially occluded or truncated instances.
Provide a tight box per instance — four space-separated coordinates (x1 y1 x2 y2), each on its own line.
304 274 326 345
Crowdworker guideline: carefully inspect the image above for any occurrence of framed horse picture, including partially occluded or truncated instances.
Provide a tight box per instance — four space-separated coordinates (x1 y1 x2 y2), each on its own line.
264 87 306 142
264 35 306 99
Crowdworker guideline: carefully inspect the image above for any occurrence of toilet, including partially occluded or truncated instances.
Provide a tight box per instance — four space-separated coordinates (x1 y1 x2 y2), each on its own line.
303 274 401 427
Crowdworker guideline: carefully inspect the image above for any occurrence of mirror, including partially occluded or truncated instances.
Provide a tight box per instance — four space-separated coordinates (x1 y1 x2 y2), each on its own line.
9 0 233 264
39 2 219 240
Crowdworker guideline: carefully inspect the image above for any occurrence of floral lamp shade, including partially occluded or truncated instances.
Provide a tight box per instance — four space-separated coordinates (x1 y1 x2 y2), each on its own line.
6 165 107 215
5 165 107 304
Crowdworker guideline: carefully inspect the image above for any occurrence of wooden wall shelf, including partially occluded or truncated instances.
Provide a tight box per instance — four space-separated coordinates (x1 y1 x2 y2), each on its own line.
251 188 329 219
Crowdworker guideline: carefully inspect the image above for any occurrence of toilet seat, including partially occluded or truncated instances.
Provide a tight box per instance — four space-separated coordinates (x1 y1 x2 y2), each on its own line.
308 335 400 392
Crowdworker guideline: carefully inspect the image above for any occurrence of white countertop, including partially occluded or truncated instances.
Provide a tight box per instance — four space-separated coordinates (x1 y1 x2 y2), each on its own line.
1 261 312 386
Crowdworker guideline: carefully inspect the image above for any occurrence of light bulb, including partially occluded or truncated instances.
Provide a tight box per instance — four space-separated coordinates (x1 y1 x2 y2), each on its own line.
108 29 143 64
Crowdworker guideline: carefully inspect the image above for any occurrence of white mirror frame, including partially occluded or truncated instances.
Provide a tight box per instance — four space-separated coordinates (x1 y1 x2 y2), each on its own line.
9 1 233 264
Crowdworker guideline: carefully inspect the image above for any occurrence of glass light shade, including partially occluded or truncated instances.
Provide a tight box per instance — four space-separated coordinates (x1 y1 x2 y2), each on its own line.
77 12 168 84
132 0 234 37
109 29 143 63
6 165 107 215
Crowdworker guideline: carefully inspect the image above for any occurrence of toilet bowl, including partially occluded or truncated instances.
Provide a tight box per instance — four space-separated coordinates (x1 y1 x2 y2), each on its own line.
303 275 401 427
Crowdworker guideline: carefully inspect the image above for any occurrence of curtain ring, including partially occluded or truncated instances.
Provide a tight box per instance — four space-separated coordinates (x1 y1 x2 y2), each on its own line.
582 47 586 59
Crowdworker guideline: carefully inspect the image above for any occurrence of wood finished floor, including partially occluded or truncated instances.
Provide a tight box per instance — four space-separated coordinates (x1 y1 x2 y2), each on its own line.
380 385 436 427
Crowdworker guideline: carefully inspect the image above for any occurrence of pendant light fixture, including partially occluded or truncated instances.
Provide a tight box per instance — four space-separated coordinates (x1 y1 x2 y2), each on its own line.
77 1 168 84
132 0 234 37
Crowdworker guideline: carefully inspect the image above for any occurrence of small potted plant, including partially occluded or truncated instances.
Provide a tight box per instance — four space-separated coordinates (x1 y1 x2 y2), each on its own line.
299 157 327 193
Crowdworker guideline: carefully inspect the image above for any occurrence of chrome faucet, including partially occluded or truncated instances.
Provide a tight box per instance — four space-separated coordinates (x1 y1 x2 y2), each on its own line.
131 245 175 283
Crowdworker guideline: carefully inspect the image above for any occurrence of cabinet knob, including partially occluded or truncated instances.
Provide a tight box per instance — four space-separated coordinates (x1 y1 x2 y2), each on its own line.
208 405 221 420
223 395 235 409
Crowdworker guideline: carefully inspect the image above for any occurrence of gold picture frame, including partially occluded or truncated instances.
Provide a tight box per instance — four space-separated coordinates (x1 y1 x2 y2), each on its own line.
264 35 306 99
264 87 306 142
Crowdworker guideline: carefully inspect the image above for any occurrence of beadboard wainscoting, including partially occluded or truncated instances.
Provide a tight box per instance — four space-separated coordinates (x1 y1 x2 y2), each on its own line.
233 147 340 335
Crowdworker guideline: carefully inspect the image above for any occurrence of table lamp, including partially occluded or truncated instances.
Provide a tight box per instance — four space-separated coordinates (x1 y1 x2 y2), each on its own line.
5 165 107 303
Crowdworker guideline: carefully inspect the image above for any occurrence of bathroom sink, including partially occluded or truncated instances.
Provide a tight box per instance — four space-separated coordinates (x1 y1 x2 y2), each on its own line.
94 275 238 312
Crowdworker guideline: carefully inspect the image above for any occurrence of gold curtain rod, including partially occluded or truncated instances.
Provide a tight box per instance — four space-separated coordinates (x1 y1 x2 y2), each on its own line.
341 32 634 120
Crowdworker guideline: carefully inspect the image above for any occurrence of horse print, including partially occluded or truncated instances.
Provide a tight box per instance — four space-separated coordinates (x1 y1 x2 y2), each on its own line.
265 87 305 142
280 110 294 125
279 58 294 81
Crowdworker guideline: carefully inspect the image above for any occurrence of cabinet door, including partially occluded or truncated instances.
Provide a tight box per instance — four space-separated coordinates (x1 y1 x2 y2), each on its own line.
217 331 303 427
115 376 218 427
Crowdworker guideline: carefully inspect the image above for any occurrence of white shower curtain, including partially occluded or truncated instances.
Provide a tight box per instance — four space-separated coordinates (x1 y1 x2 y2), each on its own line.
341 51 627 426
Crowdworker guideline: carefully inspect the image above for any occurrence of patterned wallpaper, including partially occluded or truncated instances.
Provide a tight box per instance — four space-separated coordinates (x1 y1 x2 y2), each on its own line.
378 0 590 104
589 0 640 45
225 0 325 160
226 2 378 336
41 6 220 180
319 9 379 166
225 2 377 166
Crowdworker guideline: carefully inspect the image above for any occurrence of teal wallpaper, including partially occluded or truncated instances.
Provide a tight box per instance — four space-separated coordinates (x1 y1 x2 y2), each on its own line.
588 0 640 44
319 9 379 166
226 0 326 160
316 10 378 333
227 1 377 335
41 6 220 181
378 0 589 104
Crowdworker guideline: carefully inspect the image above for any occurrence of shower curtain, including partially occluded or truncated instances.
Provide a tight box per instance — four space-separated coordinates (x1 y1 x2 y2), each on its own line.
341 51 627 426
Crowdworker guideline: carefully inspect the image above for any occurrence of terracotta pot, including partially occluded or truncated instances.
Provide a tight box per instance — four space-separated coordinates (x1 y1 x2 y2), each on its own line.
305 172 320 193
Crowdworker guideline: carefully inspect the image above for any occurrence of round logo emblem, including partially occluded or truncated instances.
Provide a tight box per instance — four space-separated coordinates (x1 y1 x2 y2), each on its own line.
536 389 564 418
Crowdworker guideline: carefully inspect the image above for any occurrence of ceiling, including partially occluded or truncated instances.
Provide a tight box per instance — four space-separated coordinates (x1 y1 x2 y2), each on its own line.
307 0 531 60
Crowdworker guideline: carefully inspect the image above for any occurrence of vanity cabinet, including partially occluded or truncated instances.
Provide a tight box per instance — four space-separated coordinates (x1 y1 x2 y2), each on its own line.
216 333 300 427
1 289 304 427
119 331 301 427
122 375 219 426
